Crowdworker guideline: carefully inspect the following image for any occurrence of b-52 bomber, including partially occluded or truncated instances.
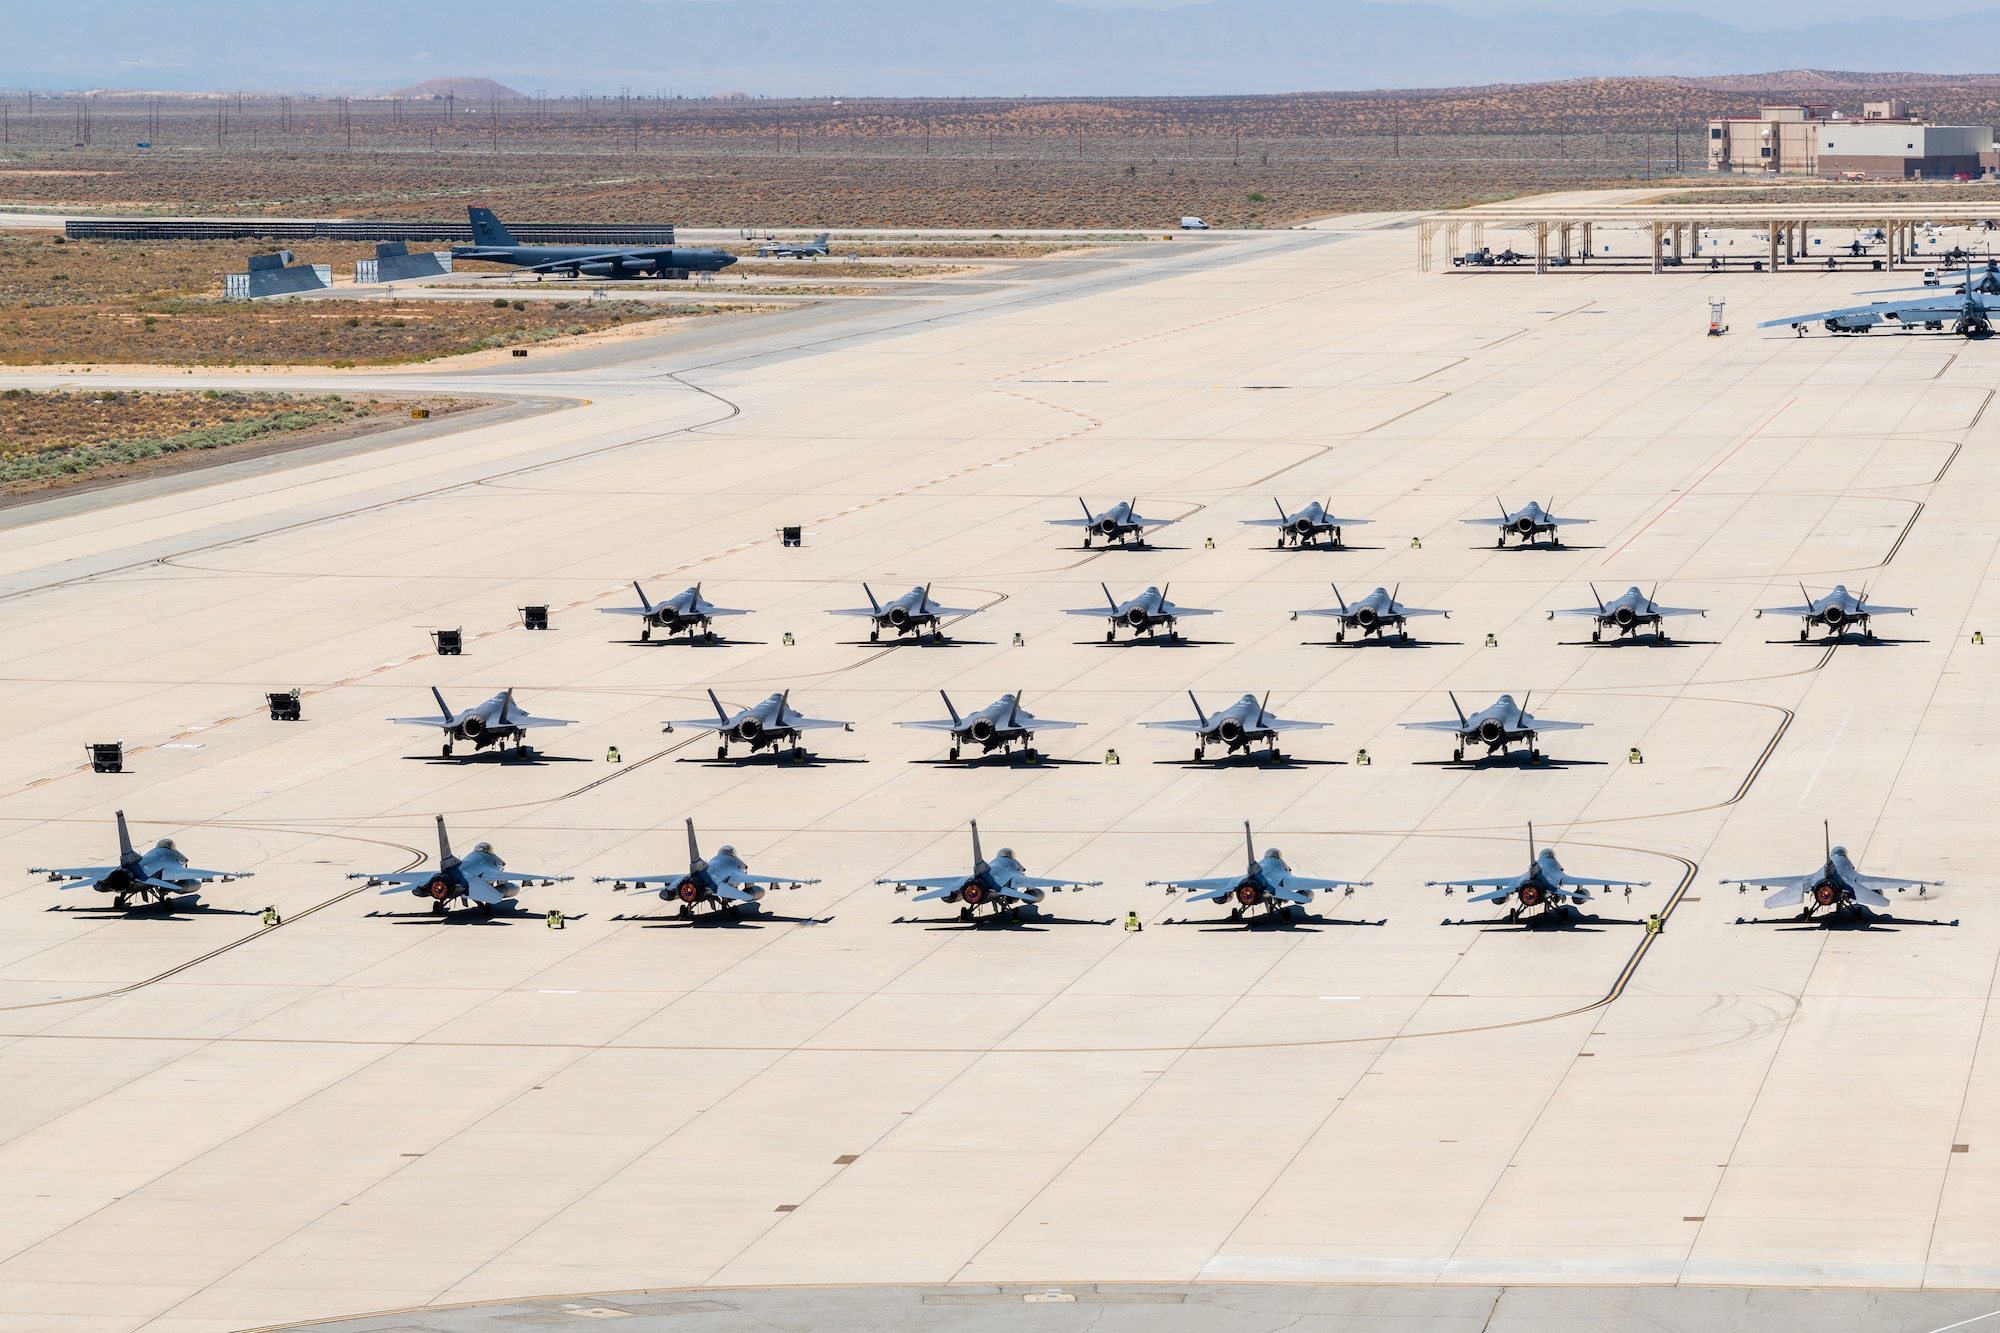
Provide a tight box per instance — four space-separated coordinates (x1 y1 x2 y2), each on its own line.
826 583 978 642
1241 498 1372 548
1065 583 1217 642
1549 584 1707 642
878 821 1100 923
1758 262 2000 337
391 688 574 759
1401 691 1586 762
1463 499 1591 549
664 689 852 760
595 819 820 919
1719 823 1941 921
354 815 570 917
453 207 738 280
1141 691 1325 763
33 810 251 910
1148 822 1370 923
1049 498 1174 548
600 582 748 642
896 690 1082 762
1429 824 1649 925
1294 584 1448 643
1756 584 1913 641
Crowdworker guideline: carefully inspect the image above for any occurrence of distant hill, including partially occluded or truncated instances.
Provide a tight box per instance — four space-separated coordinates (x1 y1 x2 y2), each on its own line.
387 77 526 101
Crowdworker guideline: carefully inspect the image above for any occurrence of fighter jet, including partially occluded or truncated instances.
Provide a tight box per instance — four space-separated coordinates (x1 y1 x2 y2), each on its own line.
896 690 1082 762
1757 261 2000 336
33 810 251 910
1148 822 1370 923
1294 584 1449 643
1241 498 1372 549
599 582 748 642
1463 499 1591 548
1065 583 1217 642
595 819 820 919
353 815 570 917
1049 498 1174 548
758 232 831 258
1141 690 1325 763
1400 691 1586 762
877 820 1100 923
1756 584 1913 641
664 689 852 760
1548 584 1707 643
452 206 737 280
390 688 574 759
1429 824 1648 925
826 583 978 642
1719 823 1941 921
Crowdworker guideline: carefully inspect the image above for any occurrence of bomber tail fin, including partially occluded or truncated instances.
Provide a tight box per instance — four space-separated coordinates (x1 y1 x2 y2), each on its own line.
467 206 519 247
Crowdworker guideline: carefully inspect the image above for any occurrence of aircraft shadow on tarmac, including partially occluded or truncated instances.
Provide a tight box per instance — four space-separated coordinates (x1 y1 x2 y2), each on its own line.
1265 543 1384 553
898 912 1112 931
1558 637 1718 649
406 752 592 767
612 636 765 649
1080 637 1231 649
1441 910 1635 933
1769 636 1928 647
367 908 593 925
836 638 993 649
1744 908 1959 931
1063 542 1186 553
1479 542 1603 553
911 755 1094 770
678 753 866 768
1162 912 1387 932
49 899 254 919
1415 755 1607 771
1153 755 1345 769
1308 637 1459 650
617 909 832 928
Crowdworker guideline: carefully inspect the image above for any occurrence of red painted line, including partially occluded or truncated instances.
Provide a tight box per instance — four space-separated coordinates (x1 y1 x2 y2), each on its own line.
1601 396 1795 566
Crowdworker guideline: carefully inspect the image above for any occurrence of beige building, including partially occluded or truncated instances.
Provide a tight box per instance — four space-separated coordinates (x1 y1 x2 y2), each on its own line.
1707 104 1829 174
1707 102 1997 179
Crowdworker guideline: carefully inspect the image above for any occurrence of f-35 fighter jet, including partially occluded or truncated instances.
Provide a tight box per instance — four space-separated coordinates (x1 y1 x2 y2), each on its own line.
1065 583 1217 642
1429 824 1648 924
664 689 852 760
1463 499 1591 548
1148 822 1370 923
1241 498 1372 548
1719 823 1941 920
1294 584 1449 642
600 582 748 642
1756 584 1913 641
1401 691 1586 762
1548 584 1706 642
826 583 978 642
1141 691 1325 763
353 815 571 917
595 819 820 919
896 690 1082 762
391 688 575 759
1049 498 1174 548
33 810 251 909
878 820 1100 923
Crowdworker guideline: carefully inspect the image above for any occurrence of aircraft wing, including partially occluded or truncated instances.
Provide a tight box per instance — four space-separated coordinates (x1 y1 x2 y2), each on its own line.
1758 603 1818 617
722 872 823 889
879 876 972 901
515 250 669 273
1396 605 1450 618
1460 516 1513 526
1146 876 1245 897
1061 607 1122 616
1523 718 1588 732
389 714 460 728
1756 298 1961 329
1850 871 1942 891
1859 603 1916 616
1545 517 1593 526
133 877 194 893
923 604 980 617
663 717 731 732
786 715 851 731
1046 517 1097 527
466 879 509 905
1162 605 1219 616
1399 720 1470 733
485 871 572 888
1263 718 1326 732
1651 605 1707 618
38 865 119 882
1466 884 1528 903
1018 717 1083 731
1279 875 1370 892
1240 518 1288 527
510 715 574 729
825 607 885 617
700 606 751 617
596 873 693 890
1549 607 1606 617
1139 718 1211 732
1428 875 1526 890
174 867 249 882
895 719 965 732
1719 873 1818 892
1291 607 1352 618
598 606 653 616
362 872 441 890
1006 874 1102 890
709 882 760 904
1554 873 1648 889
1125 515 1173 528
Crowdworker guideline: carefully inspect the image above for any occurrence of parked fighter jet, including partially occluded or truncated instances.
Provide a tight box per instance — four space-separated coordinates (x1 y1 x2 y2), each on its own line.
1400 691 1586 762
595 819 820 919
452 207 737 280
33 810 251 909
1148 822 1370 923
1429 824 1649 925
1719 823 1941 921
877 821 1100 923
390 688 574 759
1049 498 1174 548
599 582 748 642
826 583 978 642
1462 499 1592 548
1758 261 2000 336
896 691 1082 762
1294 584 1449 643
1756 585 1913 641
1065 583 1217 642
353 815 570 917
664 689 852 760
1548 584 1707 642
1241 498 1372 548
1141 691 1325 763
758 232 831 258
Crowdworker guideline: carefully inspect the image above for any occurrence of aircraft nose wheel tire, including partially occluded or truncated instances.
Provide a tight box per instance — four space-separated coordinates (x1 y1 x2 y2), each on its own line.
430 901 445 914
1591 630 1601 642
640 629 652 642
717 745 729 761
1452 748 1464 762
869 630 880 642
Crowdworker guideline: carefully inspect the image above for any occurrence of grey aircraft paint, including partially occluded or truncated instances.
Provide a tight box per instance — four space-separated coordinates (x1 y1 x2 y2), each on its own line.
595 819 820 918
896 690 1083 761
1719 823 1942 920
1462 499 1592 548
454 207 737 279
1140 690 1325 762
1755 584 1913 641
877 820 1100 923
1148 821 1370 922
1428 823 1649 923
1063 582 1217 642
353 815 571 917
1548 583 1706 642
33 810 252 909
1400 691 1587 762
1241 497 1372 548
600 582 749 642
389 688 574 759
663 689 852 760
1294 583 1449 642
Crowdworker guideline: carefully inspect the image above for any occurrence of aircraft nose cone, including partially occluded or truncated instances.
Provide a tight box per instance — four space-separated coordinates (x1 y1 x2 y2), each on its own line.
718 253 738 267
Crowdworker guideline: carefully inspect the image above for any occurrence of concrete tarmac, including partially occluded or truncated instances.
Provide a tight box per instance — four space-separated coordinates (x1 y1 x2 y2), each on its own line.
0 208 1995 1333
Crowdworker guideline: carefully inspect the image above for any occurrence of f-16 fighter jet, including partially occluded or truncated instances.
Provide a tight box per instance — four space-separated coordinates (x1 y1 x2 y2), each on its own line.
1548 584 1707 643
758 232 831 258
1758 261 2000 336
1719 823 1941 921
878 820 1100 923
1049 498 1174 548
1148 821 1370 923
896 690 1083 762
595 819 820 919
664 689 853 760
1294 584 1449 643
33 810 251 910
1429 824 1648 925
1065 583 1217 643
1400 691 1586 762
1241 498 1372 549
1141 690 1325 763
1462 499 1592 549
599 582 748 642
1755 584 1913 642
826 583 978 642
391 688 574 759
353 815 571 917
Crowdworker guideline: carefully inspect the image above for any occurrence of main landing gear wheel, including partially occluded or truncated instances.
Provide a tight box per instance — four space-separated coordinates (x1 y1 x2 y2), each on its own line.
1025 748 1038 762
441 745 453 759
431 900 446 915
1529 748 1542 761
678 904 693 919
1399 630 1410 643
1335 630 1346 642
1800 629 1810 642
1591 630 1601 643
1452 747 1464 762
640 628 652 642
705 630 717 643
959 905 973 920
477 902 495 918
1194 748 1206 763
869 629 880 642
1105 630 1116 643
717 744 729 761
949 747 961 761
